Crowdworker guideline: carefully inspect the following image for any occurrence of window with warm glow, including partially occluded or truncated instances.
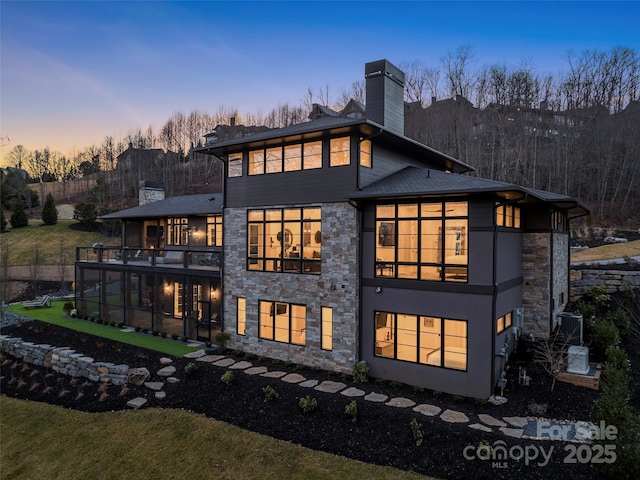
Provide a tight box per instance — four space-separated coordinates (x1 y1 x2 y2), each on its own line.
167 217 189 245
496 311 512 334
330 137 350 166
496 203 521 228
321 307 333 350
375 311 467 370
206 215 222 247
247 207 321 274
249 150 264 175
228 153 242 177
265 147 282 174
284 144 302 172
237 297 246 335
360 139 371 167
303 141 322 169
259 300 306 345
375 201 468 282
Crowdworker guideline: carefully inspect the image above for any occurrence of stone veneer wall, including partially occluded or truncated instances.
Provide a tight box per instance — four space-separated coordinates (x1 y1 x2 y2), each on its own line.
0 335 130 385
522 232 552 338
223 202 359 374
570 269 640 302
138 181 165 206
551 232 570 328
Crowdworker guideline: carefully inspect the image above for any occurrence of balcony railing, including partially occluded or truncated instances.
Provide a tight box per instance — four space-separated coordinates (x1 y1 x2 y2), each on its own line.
76 246 222 271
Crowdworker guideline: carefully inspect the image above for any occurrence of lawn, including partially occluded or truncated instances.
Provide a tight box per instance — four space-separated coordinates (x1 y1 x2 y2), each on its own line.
7 301 199 357
571 239 640 262
0 397 430 480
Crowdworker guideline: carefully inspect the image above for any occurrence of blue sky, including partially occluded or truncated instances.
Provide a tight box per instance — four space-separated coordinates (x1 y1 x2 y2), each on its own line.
1 1 639 159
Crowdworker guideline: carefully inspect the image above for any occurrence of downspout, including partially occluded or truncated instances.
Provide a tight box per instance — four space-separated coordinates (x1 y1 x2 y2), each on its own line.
348 199 364 363
491 194 527 393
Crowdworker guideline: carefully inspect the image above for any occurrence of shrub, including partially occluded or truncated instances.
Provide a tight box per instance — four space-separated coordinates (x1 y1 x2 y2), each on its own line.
606 308 631 336
184 362 198 376
262 385 279 402
62 301 74 315
171 333 179 340
345 400 358 423
215 332 231 350
592 319 620 361
352 361 369 383
142 328 149 334
151 330 159 336
73 200 97 226
9 197 28 229
161 332 167 338
409 418 423 446
298 395 317 414
220 370 234 388
41 192 58 225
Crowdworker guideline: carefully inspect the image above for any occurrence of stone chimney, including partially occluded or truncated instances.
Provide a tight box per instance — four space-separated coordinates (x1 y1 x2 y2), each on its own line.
364 59 406 136
139 181 165 206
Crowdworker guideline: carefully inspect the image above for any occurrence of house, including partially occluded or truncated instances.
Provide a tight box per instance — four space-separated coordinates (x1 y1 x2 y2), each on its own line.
76 59 588 398
74 181 223 342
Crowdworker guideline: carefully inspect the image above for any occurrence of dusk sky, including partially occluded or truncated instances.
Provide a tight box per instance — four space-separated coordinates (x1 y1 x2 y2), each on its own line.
1 1 639 162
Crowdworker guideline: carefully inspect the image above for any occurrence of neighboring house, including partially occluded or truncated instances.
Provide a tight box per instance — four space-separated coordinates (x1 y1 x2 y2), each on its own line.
75 182 223 342
76 59 588 398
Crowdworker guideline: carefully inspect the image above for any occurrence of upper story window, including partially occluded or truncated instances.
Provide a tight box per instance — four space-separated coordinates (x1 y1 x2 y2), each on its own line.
497 311 513 334
360 139 372 167
167 217 189 245
228 153 242 177
247 207 321 274
330 137 350 166
207 215 223 247
266 147 282 174
375 201 468 282
496 203 521 228
551 210 567 231
249 141 323 176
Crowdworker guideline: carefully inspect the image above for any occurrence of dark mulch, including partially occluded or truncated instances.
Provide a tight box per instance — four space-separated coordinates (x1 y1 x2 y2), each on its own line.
3 320 628 480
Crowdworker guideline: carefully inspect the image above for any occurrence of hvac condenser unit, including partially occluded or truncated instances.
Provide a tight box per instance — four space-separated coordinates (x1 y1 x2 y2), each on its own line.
557 312 583 345
567 346 590 375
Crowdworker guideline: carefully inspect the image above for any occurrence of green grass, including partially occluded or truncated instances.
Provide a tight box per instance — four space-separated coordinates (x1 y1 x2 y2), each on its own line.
0 219 119 265
7 302 199 357
0 397 432 480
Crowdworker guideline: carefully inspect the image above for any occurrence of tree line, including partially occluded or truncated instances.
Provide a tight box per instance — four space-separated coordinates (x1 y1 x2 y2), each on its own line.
2 46 638 222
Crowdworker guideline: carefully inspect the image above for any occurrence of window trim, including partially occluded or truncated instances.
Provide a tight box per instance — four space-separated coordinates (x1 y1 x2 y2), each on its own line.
259 300 306 346
237 297 246 336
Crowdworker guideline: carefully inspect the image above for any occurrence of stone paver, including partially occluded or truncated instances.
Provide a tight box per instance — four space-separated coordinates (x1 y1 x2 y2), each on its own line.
413 404 441 416
196 355 226 363
159 357 173 365
503 416 528 428
144 381 164 391
299 379 319 388
244 366 269 376
157 366 176 377
167 377 180 384
229 361 253 370
469 423 492 432
440 409 469 423
155 391 166 399
261 370 287 379
385 397 416 408
314 381 346 393
364 392 388 403
213 358 237 368
126 397 147 409
281 373 306 383
478 413 507 427
184 349 207 359
340 387 365 397
500 427 524 438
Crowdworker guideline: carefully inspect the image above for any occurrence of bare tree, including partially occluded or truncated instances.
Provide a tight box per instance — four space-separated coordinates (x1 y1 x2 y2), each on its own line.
441 45 476 99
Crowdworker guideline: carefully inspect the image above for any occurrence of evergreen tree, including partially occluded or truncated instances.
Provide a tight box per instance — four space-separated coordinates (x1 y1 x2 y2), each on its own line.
41 192 58 225
9 197 28 228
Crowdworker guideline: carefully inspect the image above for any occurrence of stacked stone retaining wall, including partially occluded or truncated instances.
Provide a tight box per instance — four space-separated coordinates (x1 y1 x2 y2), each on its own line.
0 335 130 385
569 269 640 302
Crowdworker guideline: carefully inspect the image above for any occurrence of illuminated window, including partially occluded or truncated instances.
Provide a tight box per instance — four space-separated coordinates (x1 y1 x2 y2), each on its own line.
247 207 321 274
237 297 246 335
284 144 302 172
496 203 521 229
228 153 242 177
303 141 322 169
375 201 468 282
259 300 306 345
375 311 467 370
497 312 513 334
167 217 189 245
360 139 371 167
206 215 222 247
330 137 350 166
321 307 333 350
248 150 264 175
265 147 282 174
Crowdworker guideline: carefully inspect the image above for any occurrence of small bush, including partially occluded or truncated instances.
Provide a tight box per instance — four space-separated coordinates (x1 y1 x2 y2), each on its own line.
409 418 423 446
220 370 234 388
262 385 279 402
453 395 465 403
160 332 167 338
135 326 142 332
215 332 231 350
181 336 189 342
152 330 159 336
142 328 149 334
62 301 74 315
298 395 318 414
171 333 179 340
345 400 358 423
606 308 631 336
413 385 425 393
592 319 620 360
184 362 198 376
432 390 443 398
352 361 369 383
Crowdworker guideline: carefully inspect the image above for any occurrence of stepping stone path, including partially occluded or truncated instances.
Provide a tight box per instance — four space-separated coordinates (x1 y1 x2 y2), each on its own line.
440 409 469 423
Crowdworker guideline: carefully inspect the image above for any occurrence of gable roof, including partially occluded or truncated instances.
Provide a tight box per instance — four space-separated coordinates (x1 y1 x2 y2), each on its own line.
196 116 474 174
349 167 589 216
100 193 223 220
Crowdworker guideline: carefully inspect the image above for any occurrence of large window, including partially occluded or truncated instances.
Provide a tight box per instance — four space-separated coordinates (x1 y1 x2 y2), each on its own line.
207 215 223 247
375 201 468 282
360 139 371 167
259 301 306 345
496 203 521 228
330 137 350 166
228 153 242 177
321 307 333 350
167 217 189 245
237 297 246 335
249 141 323 175
247 207 321 274
374 311 467 370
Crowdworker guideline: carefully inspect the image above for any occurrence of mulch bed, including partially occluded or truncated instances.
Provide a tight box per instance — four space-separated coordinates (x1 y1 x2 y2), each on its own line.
1 320 620 480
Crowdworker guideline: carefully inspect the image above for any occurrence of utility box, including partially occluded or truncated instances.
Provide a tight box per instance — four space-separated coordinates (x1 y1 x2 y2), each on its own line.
567 346 590 375
557 312 583 345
